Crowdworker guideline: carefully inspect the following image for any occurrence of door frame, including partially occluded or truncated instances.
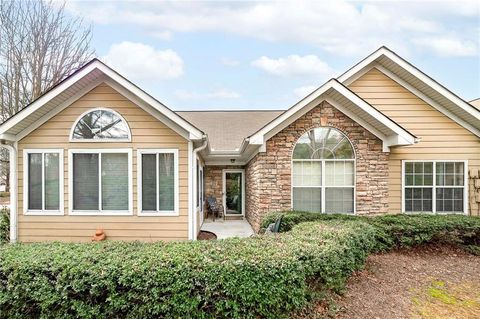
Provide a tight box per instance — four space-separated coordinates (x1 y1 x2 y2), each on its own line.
222 169 245 217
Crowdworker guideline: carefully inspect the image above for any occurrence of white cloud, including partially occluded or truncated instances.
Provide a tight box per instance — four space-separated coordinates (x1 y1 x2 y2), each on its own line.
67 0 479 57
252 55 335 77
174 89 241 100
150 30 173 40
293 85 318 98
412 37 478 57
102 42 184 81
220 57 240 66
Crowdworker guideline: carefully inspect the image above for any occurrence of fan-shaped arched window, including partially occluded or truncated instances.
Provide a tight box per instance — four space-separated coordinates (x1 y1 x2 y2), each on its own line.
292 127 355 214
71 108 130 141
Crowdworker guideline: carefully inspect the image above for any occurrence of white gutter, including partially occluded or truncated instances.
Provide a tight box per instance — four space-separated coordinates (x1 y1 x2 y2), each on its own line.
190 136 208 240
1 143 17 243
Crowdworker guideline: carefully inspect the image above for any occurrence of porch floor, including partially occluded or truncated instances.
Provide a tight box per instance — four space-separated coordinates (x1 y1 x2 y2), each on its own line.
200 218 254 239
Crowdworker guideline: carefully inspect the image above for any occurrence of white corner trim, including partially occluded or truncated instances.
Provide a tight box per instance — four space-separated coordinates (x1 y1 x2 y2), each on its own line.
187 141 194 240
136 148 180 217
0 144 17 242
23 149 65 216
68 107 132 142
67 148 133 216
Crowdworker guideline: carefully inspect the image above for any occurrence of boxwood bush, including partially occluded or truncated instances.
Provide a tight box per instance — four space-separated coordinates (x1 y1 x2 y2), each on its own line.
0 221 376 319
262 211 480 251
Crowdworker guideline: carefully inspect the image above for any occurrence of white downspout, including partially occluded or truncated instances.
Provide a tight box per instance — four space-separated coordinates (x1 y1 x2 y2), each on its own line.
191 137 208 240
1 143 17 243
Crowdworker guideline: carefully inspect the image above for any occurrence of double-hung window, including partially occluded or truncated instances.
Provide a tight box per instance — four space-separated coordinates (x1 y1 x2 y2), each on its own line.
292 127 355 214
403 161 467 214
24 149 63 215
137 149 179 216
69 149 132 215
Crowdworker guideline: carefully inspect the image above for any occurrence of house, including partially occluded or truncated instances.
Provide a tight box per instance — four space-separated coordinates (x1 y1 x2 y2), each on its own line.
1 46 479 243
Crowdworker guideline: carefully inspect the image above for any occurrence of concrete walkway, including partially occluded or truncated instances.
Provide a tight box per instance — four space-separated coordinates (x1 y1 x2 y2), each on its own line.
200 218 254 239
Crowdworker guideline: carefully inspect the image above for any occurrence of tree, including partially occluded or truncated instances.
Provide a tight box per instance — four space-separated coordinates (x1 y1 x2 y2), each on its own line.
0 0 94 191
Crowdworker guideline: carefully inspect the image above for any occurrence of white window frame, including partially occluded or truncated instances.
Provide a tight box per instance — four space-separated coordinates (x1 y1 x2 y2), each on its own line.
137 149 179 217
291 158 356 214
23 149 64 215
69 107 132 143
401 160 468 215
68 148 133 215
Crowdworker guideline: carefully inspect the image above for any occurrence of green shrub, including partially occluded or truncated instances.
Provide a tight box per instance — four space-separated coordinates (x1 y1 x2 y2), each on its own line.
261 211 480 251
0 221 376 319
0 207 9 244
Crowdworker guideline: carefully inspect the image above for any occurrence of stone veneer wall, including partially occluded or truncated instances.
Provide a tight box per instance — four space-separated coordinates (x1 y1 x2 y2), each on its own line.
245 101 389 231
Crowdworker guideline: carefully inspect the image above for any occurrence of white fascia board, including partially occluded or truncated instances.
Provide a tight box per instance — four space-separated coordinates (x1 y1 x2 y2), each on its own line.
375 65 480 138
0 133 16 141
249 79 337 143
338 47 480 125
331 81 416 144
380 50 480 120
0 60 204 141
0 62 100 135
15 77 106 141
249 79 415 153
96 63 204 140
337 47 386 84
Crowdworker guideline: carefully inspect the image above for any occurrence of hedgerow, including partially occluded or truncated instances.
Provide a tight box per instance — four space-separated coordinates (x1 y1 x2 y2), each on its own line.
1 212 479 318
0 207 8 243
262 211 480 251
0 221 376 319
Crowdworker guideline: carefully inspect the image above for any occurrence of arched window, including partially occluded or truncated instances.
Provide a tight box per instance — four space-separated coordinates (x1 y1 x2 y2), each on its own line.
292 127 355 214
71 108 130 141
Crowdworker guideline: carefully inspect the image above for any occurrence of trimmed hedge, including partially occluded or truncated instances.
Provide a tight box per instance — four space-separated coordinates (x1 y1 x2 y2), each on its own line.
0 221 376 319
262 211 480 251
0 207 8 244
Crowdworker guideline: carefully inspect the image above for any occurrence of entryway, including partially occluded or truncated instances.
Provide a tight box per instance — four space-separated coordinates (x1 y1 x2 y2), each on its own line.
222 169 245 217
201 219 254 239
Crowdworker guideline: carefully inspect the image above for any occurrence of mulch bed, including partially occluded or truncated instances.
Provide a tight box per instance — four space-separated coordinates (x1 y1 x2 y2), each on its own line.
336 245 480 319
299 244 480 318
197 231 217 240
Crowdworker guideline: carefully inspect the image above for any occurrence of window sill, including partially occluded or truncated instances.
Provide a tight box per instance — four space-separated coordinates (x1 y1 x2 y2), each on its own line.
69 211 133 216
24 211 64 216
138 211 179 217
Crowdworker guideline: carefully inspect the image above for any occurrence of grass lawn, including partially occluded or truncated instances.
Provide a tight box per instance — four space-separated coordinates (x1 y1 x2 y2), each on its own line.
298 244 480 319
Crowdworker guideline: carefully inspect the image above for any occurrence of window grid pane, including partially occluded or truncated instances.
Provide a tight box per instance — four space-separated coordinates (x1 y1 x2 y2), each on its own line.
293 187 321 212
101 153 128 210
325 187 354 213
141 154 157 211
404 161 465 214
293 161 322 187
158 153 175 211
73 154 99 210
28 153 43 210
44 153 60 210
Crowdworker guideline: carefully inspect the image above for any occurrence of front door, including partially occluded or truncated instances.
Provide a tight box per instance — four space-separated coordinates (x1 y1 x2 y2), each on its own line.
222 169 245 216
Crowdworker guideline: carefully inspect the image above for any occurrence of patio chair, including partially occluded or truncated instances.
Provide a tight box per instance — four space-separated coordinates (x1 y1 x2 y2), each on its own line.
266 215 283 234
206 196 224 221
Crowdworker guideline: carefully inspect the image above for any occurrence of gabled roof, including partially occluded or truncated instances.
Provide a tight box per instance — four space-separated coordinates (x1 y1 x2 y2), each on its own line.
338 46 480 137
0 59 204 141
178 110 282 152
249 79 417 152
471 98 480 109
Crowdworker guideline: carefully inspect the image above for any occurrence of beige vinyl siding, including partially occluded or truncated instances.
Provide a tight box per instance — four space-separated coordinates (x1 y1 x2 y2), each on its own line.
349 68 480 216
17 83 190 242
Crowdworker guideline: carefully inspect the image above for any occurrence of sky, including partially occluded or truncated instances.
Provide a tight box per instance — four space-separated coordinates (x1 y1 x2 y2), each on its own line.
64 0 480 111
